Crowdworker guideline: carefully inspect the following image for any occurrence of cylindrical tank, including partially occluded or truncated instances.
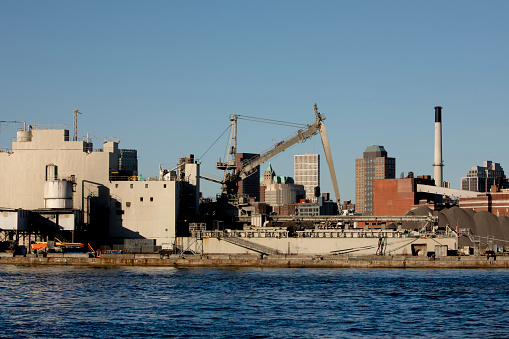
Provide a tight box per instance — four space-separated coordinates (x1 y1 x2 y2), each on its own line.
16 130 32 142
46 164 58 181
44 180 72 209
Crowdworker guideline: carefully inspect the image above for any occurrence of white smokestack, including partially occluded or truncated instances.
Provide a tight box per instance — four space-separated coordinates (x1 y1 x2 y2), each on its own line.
433 106 443 187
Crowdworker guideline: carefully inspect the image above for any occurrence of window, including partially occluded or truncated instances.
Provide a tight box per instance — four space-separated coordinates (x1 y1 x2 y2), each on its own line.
130 184 133 189
145 184 148 188
115 184 118 188
150 197 154 202
126 202 131 207
164 184 167 188
140 197 143 202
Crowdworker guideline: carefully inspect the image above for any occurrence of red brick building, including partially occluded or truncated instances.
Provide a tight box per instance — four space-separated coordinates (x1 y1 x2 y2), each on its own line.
373 175 436 216
460 185 509 217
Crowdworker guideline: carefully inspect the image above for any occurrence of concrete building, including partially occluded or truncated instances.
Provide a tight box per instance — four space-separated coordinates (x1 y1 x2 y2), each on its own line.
260 163 305 208
294 154 320 202
461 161 509 193
0 125 198 247
295 195 339 216
236 153 260 201
355 145 396 215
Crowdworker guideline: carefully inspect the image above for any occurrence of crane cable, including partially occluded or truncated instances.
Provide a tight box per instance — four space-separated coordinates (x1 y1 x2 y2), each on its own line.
237 115 307 128
197 124 231 162
197 115 307 163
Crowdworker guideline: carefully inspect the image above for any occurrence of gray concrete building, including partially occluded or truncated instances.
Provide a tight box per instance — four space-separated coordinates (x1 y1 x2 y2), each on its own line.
461 160 509 192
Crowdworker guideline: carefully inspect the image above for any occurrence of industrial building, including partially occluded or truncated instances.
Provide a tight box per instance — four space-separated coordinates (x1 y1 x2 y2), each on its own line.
373 174 437 216
0 124 200 249
355 145 396 215
0 106 467 257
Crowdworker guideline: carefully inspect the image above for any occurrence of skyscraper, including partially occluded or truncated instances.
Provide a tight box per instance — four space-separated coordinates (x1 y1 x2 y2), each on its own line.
236 153 260 201
355 145 396 215
294 154 320 201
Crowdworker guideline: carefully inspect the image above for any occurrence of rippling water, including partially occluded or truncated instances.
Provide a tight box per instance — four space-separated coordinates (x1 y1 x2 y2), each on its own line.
0 266 508 338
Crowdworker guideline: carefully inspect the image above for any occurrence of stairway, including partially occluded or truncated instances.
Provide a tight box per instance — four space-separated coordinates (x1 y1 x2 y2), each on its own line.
221 236 282 256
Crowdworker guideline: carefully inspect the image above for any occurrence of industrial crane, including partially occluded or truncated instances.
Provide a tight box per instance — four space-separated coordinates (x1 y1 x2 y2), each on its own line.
213 104 342 212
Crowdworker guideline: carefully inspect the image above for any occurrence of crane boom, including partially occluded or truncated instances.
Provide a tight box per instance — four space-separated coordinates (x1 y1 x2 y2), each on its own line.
318 119 341 211
239 123 320 180
220 104 342 213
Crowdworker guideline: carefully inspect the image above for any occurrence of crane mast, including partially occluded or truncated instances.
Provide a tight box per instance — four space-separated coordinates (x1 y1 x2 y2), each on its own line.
216 104 342 212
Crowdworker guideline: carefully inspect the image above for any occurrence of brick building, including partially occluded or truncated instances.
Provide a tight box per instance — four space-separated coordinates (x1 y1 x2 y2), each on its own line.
373 174 437 216
460 185 509 217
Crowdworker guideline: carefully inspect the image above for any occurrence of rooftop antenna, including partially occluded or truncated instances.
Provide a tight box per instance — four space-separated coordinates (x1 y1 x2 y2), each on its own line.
73 109 81 141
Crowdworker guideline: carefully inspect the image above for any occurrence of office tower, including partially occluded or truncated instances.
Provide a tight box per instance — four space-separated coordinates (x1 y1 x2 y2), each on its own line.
461 160 508 192
355 145 396 215
294 154 320 201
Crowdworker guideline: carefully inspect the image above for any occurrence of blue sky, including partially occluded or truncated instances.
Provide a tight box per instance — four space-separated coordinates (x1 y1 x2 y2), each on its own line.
1 1 508 202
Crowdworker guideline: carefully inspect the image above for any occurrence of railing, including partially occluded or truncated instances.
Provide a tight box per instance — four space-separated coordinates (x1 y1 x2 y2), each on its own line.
109 175 142 181
195 231 282 255
32 124 69 130
221 236 282 255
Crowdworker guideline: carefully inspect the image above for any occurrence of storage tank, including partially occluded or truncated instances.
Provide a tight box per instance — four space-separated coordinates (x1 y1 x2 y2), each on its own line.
44 180 73 209
16 130 32 142
43 164 72 209
46 164 58 181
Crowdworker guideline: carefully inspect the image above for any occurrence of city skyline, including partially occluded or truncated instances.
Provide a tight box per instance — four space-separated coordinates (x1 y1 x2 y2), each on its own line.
1 1 508 203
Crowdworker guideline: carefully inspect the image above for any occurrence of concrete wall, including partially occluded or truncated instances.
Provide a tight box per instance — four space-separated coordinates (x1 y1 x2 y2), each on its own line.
0 209 30 231
108 180 178 245
193 236 458 256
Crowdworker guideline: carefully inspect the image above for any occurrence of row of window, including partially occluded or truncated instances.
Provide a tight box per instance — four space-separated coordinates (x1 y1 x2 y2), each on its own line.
115 198 155 209
114 183 168 189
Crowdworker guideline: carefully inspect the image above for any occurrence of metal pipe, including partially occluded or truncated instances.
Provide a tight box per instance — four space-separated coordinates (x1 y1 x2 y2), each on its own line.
0 121 26 131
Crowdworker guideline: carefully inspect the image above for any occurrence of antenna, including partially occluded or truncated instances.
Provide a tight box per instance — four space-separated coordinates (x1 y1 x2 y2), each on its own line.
73 109 81 141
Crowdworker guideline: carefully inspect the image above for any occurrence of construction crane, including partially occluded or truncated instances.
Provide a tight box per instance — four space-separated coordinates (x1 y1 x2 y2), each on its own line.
213 104 342 212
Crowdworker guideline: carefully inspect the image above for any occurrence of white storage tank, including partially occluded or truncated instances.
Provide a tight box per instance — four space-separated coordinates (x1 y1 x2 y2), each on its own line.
16 130 32 142
44 164 72 209
44 180 73 209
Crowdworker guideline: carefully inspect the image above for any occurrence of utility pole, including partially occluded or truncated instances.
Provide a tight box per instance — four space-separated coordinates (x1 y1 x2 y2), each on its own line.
73 109 81 141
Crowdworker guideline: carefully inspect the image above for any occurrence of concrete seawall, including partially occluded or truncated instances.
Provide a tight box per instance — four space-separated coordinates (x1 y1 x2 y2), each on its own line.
1 253 508 269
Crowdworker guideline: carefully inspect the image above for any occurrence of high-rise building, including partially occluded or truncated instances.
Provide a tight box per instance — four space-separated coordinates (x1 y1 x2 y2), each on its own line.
294 154 320 201
236 153 260 201
461 161 509 192
355 145 396 215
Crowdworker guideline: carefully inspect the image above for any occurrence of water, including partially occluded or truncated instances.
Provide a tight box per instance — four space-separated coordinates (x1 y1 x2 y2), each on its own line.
1 266 508 338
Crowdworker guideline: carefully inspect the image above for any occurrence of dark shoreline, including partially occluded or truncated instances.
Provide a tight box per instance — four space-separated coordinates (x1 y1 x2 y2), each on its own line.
1 253 508 269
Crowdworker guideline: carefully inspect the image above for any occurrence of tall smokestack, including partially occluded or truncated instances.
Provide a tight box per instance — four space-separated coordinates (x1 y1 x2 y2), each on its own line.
433 106 443 187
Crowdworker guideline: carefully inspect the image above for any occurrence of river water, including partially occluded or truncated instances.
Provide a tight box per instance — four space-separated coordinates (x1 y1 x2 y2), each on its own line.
0 266 508 338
